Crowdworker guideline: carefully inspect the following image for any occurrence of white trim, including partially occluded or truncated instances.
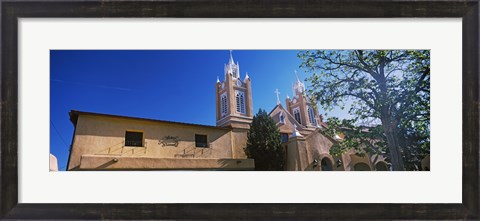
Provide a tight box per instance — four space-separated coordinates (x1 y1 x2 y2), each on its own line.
235 90 246 114
279 111 285 124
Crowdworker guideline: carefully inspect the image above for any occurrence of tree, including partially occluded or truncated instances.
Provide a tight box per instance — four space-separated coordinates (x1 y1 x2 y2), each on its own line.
245 109 285 171
298 50 430 171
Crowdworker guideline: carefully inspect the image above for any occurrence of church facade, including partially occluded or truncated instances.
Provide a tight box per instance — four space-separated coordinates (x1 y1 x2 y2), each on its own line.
66 52 389 171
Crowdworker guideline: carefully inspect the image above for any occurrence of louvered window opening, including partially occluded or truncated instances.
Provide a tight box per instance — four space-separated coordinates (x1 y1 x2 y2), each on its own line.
235 91 246 114
221 94 228 116
308 106 316 125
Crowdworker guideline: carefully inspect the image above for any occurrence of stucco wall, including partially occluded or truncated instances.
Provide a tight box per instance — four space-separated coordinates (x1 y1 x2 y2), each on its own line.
68 114 248 170
305 130 334 158
79 155 254 170
304 130 346 171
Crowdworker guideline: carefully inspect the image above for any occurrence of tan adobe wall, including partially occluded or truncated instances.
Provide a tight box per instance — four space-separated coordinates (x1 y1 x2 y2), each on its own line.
68 114 248 170
304 131 340 171
286 137 308 171
231 128 249 159
79 155 254 170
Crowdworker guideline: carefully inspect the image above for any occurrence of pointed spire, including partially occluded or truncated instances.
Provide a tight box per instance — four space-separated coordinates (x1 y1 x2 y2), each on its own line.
245 72 249 79
229 50 235 65
293 70 305 95
225 50 240 79
216 76 220 83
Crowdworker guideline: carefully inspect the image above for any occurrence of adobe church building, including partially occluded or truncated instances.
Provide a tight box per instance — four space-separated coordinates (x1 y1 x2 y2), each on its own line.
66 52 389 171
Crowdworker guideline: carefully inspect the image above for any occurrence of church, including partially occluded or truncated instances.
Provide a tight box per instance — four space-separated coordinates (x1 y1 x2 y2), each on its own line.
66 51 390 171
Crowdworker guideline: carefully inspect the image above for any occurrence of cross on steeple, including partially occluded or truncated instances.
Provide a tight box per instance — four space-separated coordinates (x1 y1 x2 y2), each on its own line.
293 70 305 95
274 89 281 105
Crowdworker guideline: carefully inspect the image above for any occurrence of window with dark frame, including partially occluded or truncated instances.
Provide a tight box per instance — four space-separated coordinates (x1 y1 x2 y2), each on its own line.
195 134 208 148
294 109 302 124
125 131 143 147
281 133 289 143
308 106 317 125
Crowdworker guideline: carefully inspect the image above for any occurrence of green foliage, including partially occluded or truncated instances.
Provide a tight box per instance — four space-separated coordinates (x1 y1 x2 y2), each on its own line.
245 109 285 171
298 50 430 170
325 117 387 158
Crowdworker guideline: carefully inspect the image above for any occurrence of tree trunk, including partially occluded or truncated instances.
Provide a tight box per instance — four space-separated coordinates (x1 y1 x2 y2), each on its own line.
376 63 406 171
382 115 405 171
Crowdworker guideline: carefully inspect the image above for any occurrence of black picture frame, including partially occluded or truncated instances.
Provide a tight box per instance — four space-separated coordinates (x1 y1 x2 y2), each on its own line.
1 1 478 220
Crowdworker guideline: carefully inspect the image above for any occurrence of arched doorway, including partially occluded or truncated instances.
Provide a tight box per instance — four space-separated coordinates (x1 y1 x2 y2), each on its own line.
375 162 388 171
321 157 333 171
353 162 371 171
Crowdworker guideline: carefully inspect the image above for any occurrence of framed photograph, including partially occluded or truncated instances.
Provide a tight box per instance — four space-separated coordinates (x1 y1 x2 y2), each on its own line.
1 0 478 220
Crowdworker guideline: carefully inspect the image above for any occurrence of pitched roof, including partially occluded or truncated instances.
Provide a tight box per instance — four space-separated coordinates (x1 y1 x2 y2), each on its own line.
268 104 305 130
268 104 338 142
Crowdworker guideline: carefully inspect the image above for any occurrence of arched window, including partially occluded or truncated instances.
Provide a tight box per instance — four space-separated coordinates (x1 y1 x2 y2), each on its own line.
220 93 228 116
279 112 285 124
235 90 245 114
353 163 371 171
293 107 301 124
321 158 333 171
308 106 316 125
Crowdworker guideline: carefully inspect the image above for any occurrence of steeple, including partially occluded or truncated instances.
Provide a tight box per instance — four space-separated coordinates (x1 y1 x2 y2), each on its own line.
216 50 253 129
285 70 320 129
224 50 240 79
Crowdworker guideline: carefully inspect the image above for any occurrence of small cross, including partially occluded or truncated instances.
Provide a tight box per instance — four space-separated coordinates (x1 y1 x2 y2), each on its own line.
274 89 281 105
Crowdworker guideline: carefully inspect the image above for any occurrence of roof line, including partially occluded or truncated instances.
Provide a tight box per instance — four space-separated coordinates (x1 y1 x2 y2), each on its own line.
268 104 305 130
69 110 230 130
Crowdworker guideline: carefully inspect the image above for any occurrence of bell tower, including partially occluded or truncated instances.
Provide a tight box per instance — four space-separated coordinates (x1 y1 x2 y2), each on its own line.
285 71 321 129
215 51 253 129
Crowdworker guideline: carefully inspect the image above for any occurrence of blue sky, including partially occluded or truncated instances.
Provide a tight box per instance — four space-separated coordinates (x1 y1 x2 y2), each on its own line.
50 50 349 171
